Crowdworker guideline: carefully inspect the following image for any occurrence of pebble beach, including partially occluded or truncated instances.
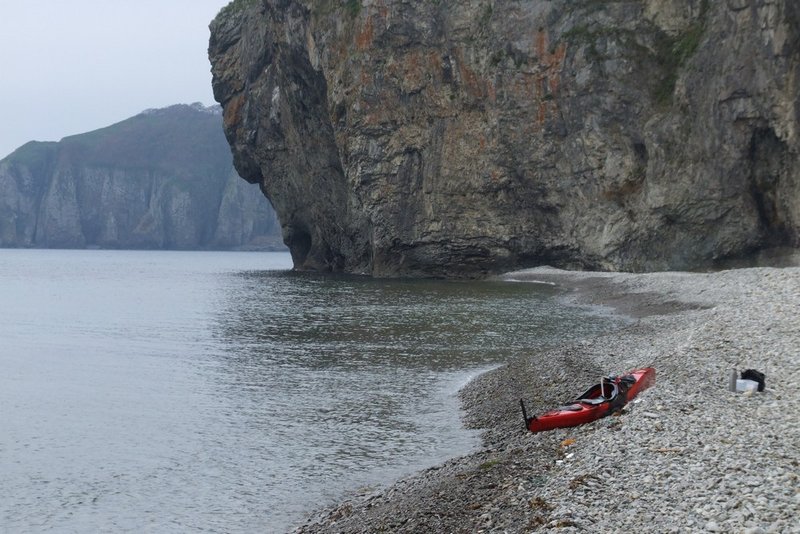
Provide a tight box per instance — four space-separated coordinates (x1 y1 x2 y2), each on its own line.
296 266 800 533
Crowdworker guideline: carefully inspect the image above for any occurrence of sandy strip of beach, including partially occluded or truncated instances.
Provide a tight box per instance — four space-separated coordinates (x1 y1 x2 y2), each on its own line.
296 266 800 533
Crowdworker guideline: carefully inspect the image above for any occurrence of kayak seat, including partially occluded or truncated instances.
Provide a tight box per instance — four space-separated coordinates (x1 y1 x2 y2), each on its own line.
578 397 608 405
557 404 583 412
576 382 619 405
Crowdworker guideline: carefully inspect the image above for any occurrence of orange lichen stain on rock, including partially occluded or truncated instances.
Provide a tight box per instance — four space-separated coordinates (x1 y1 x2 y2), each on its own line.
536 28 549 59
354 3 389 52
396 50 428 92
452 48 495 101
361 90 395 128
529 29 567 128
355 14 375 51
224 93 245 131
428 50 440 71
538 101 548 125
376 0 389 21
507 74 537 101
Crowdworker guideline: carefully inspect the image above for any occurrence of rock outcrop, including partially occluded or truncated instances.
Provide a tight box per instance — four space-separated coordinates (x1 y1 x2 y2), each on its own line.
0 104 283 250
209 0 799 277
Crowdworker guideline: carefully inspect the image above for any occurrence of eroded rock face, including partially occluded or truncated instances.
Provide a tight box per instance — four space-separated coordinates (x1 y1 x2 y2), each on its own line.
209 0 799 276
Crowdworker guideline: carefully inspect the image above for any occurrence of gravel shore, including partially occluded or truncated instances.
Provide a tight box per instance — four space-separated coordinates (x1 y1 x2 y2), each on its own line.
295 266 800 533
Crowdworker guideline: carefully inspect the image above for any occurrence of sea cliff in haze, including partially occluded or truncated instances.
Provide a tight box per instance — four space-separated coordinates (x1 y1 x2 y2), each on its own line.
0 103 284 250
209 0 799 276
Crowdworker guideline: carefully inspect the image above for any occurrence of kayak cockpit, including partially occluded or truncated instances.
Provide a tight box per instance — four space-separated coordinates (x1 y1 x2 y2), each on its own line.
576 381 619 405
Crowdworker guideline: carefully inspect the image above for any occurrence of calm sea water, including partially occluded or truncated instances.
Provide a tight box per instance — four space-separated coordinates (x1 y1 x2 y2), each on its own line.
0 249 621 532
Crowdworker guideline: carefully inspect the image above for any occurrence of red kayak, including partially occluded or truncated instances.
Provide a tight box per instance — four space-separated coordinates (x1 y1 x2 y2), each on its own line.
521 367 656 433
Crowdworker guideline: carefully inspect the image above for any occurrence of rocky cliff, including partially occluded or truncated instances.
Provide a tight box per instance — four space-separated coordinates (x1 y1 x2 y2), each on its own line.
0 104 283 250
209 0 799 276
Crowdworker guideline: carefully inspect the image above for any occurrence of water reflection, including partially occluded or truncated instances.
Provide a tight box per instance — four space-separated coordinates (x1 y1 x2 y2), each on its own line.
208 270 623 529
215 271 591 369
0 249 625 533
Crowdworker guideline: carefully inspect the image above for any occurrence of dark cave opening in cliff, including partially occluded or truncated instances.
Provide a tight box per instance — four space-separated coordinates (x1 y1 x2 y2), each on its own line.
748 127 795 247
288 226 312 267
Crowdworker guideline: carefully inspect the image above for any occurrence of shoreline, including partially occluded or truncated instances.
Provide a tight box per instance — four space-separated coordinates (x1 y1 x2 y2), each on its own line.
296 266 799 533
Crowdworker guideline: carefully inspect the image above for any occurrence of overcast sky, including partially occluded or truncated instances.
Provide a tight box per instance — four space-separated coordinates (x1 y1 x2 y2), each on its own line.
0 0 231 159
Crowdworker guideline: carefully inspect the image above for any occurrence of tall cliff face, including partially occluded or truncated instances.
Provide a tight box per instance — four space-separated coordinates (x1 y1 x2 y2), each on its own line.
0 104 283 250
209 0 799 276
